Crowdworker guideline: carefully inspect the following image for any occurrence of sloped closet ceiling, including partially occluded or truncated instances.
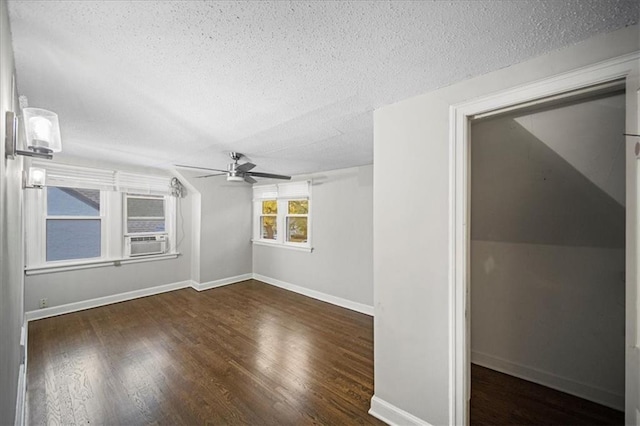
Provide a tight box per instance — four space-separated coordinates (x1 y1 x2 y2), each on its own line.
7 0 638 174
471 94 626 248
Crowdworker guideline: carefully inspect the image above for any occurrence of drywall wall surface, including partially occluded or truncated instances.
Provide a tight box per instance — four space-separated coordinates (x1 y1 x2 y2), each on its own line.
0 0 24 423
471 95 625 248
372 25 638 425
253 165 374 307
24 254 190 311
190 191 202 283
24 191 193 311
471 241 625 407
374 91 451 424
187 176 253 283
170 169 201 283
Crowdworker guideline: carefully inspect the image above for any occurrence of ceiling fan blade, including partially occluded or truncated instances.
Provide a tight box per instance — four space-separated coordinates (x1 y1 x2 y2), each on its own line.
196 173 227 178
244 176 257 184
174 164 228 173
246 171 291 180
236 162 256 172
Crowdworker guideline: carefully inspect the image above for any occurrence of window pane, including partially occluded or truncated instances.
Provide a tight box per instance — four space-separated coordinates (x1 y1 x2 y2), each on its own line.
127 197 164 217
287 217 307 243
288 200 308 214
47 187 100 216
126 196 165 234
262 200 277 214
127 219 166 233
46 219 101 261
261 216 277 240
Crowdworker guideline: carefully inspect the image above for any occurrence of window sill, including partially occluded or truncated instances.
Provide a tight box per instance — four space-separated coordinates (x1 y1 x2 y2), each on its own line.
251 240 313 253
25 253 180 276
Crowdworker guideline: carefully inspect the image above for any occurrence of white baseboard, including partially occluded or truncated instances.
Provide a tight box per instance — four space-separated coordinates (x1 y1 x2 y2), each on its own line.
15 319 27 426
25 280 193 321
471 351 624 411
191 273 253 291
25 273 373 324
369 396 432 426
252 273 374 316
14 363 25 426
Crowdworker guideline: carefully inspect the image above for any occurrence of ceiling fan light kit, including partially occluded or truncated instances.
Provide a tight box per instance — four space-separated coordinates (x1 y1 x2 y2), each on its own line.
176 152 291 184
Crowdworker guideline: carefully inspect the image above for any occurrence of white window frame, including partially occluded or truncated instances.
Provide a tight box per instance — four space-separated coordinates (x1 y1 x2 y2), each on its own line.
36 187 107 265
252 181 312 252
284 199 310 244
24 161 179 274
258 199 278 241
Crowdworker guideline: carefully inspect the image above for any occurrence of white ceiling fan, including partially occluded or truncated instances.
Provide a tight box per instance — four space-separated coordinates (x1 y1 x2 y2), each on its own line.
176 152 291 184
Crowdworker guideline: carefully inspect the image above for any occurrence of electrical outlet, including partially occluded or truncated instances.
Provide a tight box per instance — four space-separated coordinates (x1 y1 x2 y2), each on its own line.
39 298 48 309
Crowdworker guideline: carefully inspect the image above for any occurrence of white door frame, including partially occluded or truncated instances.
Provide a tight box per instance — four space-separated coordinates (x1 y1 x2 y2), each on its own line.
448 52 640 426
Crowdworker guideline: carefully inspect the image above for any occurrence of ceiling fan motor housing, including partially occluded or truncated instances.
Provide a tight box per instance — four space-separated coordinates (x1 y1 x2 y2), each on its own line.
227 161 243 181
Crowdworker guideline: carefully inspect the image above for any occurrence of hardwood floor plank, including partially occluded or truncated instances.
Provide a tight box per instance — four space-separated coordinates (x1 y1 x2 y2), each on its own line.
28 280 382 425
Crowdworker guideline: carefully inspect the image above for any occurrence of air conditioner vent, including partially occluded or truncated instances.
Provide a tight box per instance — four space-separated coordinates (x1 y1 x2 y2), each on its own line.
125 234 167 257
131 236 162 242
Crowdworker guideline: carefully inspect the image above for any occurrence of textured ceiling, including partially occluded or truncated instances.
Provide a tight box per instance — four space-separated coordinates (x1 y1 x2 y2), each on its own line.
7 0 639 176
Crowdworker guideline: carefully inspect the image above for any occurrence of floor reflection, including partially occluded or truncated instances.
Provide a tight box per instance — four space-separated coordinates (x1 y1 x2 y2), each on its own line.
255 313 310 401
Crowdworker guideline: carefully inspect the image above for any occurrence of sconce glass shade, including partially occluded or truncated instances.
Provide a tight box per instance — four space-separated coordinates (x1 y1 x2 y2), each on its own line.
28 167 46 187
23 108 62 154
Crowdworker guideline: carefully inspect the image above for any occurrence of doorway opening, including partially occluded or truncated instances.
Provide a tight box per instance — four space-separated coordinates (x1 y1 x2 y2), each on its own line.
448 53 639 426
468 89 626 425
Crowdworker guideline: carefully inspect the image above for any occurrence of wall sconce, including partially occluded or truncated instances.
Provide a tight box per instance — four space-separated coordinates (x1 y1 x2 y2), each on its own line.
26 167 46 188
5 108 62 160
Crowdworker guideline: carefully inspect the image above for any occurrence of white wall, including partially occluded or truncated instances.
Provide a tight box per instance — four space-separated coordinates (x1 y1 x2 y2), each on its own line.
372 25 639 425
253 165 374 309
0 0 24 422
185 175 253 284
471 242 625 407
470 96 625 409
24 189 193 311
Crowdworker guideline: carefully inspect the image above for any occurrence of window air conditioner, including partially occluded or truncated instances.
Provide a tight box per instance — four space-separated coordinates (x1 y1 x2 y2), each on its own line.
125 234 167 257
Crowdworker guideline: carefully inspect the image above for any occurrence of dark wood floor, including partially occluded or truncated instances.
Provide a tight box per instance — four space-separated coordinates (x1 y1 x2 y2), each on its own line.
27 279 383 425
471 364 624 426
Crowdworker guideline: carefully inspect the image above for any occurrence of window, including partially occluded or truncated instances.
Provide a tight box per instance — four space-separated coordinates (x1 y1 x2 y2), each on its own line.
253 181 311 250
125 195 166 234
286 200 308 243
46 187 102 261
260 200 278 240
25 161 178 271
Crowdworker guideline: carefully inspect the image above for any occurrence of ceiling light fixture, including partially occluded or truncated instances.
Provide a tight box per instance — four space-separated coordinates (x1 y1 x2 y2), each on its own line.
5 108 62 160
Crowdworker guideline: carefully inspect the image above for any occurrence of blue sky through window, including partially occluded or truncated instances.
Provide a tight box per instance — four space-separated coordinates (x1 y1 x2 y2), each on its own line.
46 187 101 261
